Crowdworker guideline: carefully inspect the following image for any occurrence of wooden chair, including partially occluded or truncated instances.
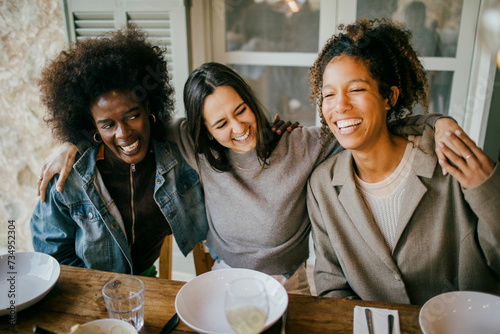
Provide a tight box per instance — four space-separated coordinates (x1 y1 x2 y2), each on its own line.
159 235 173 279
192 241 215 276
159 236 215 279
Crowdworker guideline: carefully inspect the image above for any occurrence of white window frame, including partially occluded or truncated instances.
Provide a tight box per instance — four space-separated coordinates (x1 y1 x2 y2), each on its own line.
206 0 494 144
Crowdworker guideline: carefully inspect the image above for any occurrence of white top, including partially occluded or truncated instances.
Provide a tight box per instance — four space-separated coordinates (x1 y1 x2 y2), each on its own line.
356 136 420 250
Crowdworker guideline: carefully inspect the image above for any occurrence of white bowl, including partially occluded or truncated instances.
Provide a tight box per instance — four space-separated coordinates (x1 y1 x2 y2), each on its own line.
0 251 60 315
175 268 288 334
70 319 138 334
419 291 500 334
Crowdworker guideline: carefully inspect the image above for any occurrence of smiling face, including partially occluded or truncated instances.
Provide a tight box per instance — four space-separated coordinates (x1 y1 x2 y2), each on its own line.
90 90 151 164
321 56 398 153
203 85 257 154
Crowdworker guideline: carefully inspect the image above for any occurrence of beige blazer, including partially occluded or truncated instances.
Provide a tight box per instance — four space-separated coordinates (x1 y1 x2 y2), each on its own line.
307 126 500 305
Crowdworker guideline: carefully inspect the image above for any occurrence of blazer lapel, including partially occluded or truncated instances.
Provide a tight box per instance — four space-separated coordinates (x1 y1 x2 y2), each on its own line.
393 172 427 247
393 129 437 248
334 152 400 273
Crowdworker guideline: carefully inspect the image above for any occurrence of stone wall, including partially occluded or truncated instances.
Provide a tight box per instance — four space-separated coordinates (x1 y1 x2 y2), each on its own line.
0 0 65 254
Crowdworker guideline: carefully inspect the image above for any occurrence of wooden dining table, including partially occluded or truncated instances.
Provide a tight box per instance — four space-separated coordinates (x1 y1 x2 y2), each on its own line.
0 265 423 333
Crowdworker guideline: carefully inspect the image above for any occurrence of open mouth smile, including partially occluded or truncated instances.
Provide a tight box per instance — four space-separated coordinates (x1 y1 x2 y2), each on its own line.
119 139 139 153
336 118 362 133
233 129 250 142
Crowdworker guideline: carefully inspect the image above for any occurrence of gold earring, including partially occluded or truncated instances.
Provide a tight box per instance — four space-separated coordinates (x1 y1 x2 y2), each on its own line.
93 132 102 143
151 114 156 123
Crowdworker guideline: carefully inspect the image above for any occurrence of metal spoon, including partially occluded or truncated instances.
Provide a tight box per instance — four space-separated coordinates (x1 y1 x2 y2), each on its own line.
365 308 374 334
280 308 287 334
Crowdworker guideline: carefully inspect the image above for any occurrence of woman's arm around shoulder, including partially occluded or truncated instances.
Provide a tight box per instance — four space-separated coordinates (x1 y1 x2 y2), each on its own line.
397 113 466 173
165 117 199 170
38 142 79 203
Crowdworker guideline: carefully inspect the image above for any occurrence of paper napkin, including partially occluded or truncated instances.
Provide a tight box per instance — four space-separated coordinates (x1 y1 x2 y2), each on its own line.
353 306 401 334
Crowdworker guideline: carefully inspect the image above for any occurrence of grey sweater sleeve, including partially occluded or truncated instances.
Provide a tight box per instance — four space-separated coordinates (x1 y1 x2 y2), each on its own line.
166 117 198 170
393 112 453 136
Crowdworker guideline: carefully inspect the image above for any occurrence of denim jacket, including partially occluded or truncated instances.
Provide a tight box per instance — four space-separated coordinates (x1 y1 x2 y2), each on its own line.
30 139 208 274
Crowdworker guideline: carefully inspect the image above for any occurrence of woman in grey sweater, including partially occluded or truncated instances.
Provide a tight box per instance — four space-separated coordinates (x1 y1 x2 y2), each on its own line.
38 62 459 294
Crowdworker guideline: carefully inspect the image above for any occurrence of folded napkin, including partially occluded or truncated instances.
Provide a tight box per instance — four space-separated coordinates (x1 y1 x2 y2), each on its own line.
353 306 401 334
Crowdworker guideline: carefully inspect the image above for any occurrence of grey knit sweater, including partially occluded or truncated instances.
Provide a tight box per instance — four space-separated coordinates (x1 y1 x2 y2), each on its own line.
168 114 442 275
169 119 340 275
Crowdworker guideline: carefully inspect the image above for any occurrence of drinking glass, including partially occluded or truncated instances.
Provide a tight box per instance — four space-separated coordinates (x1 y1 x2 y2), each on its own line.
102 277 145 331
225 277 269 334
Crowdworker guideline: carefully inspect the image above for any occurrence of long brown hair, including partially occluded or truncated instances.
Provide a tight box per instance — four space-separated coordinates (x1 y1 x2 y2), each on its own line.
183 62 278 173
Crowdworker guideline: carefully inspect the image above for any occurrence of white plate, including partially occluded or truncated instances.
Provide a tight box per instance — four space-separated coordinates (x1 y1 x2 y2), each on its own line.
0 251 60 315
70 319 138 334
419 291 500 334
175 268 288 334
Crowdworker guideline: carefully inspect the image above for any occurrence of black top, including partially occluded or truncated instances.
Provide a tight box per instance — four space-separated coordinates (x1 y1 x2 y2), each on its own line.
97 144 170 274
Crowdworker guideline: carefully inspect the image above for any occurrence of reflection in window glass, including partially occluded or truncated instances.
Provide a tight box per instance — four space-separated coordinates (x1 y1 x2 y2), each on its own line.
357 0 463 57
428 71 453 115
229 64 316 126
225 0 320 53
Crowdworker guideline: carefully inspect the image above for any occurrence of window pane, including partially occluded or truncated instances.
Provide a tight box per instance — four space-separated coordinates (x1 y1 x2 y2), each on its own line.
230 64 316 126
356 0 463 57
225 0 320 53
428 71 453 115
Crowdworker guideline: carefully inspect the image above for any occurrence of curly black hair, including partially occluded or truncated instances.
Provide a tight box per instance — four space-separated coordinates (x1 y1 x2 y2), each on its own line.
39 27 174 144
309 18 429 137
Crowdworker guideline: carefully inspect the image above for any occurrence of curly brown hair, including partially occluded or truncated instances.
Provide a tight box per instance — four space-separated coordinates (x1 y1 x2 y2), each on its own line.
39 27 174 144
309 18 429 137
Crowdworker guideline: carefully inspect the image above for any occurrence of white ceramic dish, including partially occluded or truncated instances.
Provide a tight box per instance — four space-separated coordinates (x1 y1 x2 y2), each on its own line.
70 319 138 334
0 251 60 316
175 268 288 334
419 291 500 334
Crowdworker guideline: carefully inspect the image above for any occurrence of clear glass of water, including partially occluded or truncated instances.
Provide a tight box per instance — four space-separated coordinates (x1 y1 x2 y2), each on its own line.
102 277 145 331
225 277 269 334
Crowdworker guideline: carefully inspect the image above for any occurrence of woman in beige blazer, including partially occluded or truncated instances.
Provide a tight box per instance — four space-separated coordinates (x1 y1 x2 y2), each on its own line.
307 19 499 305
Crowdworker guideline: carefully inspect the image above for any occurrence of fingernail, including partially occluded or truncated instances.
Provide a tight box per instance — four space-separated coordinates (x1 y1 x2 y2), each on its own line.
445 130 451 136
455 129 462 136
438 142 444 148
442 168 447 176
57 186 62 192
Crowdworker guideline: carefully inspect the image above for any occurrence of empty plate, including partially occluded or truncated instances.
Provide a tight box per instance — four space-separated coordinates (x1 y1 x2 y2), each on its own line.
0 251 60 315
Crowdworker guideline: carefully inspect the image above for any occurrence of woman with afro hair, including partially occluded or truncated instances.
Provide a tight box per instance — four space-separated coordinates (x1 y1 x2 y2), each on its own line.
30 27 208 276
307 19 500 304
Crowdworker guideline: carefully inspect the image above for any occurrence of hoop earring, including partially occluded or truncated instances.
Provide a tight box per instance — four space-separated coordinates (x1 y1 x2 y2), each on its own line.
150 114 156 123
93 131 102 143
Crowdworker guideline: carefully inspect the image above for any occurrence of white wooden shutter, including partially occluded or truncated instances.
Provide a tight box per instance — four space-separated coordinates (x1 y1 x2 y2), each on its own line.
61 0 190 115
